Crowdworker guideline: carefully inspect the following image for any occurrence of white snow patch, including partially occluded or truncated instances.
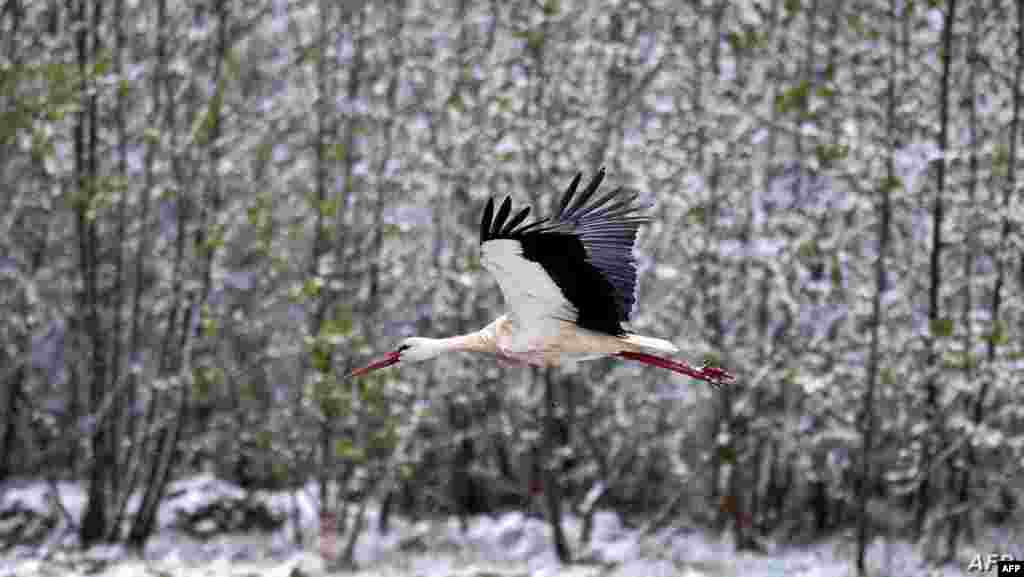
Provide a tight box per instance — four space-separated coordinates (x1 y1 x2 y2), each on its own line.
1 476 1011 576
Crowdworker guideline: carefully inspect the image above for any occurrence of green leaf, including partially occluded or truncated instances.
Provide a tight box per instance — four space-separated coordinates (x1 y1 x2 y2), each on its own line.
318 197 339 217
686 205 706 225
371 428 398 452
822 63 835 82
930 318 953 338
815 143 849 167
784 0 801 13
247 204 263 227
398 464 414 480
880 175 903 193
311 377 348 419
45 62 70 87
334 438 365 462
271 462 289 484
192 80 225 145
201 315 217 339
255 429 273 450
255 140 273 166
541 0 559 16
326 142 346 162
382 223 402 240
118 78 130 99
718 445 737 464
993 144 1010 178
726 28 762 51
941 351 974 370
321 314 353 339
239 381 258 403
192 366 222 402
847 14 865 36
311 346 331 373
725 32 743 52
93 54 112 77
302 277 322 298
702 352 722 369
447 93 464 112
227 49 242 81
797 240 818 260
203 223 226 254
775 80 810 114
517 29 545 53
987 321 1008 347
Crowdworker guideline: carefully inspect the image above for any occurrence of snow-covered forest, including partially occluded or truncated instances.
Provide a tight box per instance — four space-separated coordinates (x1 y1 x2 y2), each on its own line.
1 0 1022 575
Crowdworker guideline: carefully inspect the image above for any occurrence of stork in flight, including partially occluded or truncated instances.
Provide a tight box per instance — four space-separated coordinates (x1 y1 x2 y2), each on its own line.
347 169 734 388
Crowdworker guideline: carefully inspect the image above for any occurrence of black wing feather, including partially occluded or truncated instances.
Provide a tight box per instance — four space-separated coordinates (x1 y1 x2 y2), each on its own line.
558 173 582 216
564 168 604 220
493 197 512 234
480 198 495 242
479 169 651 336
502 206 532 234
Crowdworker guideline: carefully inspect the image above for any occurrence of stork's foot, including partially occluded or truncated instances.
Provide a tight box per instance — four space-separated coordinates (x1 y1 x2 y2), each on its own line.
699 364 736 389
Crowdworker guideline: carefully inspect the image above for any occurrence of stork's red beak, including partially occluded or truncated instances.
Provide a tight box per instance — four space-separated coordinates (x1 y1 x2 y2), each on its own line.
346 350 401 378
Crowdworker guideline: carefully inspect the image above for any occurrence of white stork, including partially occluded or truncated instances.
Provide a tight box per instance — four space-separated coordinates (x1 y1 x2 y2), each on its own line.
347 169 734 388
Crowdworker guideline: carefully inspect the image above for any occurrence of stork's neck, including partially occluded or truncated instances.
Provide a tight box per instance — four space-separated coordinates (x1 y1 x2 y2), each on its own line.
439 329 495 355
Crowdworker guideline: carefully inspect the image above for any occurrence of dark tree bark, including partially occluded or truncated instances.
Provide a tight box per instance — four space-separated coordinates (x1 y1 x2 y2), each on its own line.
77 0 111 546
110 0 165 540
542 369 571 563
0 0 31 488
129 0 229 548
333 6 364 284
367 0 403 315
312 0 335 540
916 0 955 541
948 0 983 557
857 1 898 571
106 0 128 534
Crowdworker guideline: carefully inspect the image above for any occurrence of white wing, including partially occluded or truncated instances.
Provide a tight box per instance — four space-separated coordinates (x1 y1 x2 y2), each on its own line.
480 238 574 350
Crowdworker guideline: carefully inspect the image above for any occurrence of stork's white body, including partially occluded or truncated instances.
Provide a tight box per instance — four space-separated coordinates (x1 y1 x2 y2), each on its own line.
466 314 680 368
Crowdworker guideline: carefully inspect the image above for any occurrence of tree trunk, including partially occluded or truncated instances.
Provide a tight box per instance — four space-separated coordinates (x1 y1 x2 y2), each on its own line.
857 2 897 572
916 0 955 541
948 0 983 557
543 369 571 563
76 0 111 546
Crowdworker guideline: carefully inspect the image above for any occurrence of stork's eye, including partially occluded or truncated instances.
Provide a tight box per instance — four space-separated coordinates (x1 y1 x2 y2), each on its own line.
397 344 411 352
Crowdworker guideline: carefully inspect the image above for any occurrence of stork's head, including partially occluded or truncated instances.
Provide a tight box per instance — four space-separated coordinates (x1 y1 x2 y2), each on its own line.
346 337 445 378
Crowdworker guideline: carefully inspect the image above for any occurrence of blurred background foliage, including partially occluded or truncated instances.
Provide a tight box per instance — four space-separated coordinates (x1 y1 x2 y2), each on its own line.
0 0 1021 570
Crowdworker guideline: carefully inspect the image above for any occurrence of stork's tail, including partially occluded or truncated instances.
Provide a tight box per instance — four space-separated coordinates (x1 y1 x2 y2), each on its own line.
621 333 680 355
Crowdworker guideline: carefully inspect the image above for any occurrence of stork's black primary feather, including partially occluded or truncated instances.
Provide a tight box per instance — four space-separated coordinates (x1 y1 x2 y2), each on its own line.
502 206 531 235
479 168 651 336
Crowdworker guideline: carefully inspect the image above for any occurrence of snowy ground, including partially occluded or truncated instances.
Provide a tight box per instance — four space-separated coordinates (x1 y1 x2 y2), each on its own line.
1 477 1015 576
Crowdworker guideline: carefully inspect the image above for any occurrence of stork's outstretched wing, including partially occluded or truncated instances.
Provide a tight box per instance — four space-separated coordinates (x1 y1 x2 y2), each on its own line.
479 169 650 336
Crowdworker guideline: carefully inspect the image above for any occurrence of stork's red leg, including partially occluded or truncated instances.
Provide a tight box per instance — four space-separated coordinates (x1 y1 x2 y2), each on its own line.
616 351 735 388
